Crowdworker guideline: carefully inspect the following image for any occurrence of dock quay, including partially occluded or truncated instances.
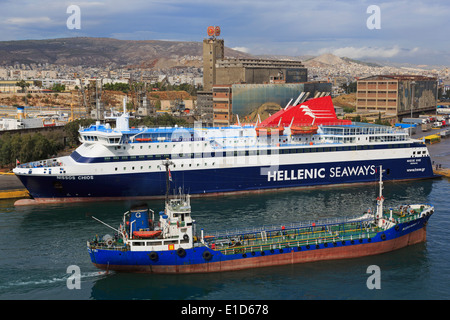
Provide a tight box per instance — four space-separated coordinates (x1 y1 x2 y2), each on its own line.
0 172 29 200
433 166 450 178
2 124 450 201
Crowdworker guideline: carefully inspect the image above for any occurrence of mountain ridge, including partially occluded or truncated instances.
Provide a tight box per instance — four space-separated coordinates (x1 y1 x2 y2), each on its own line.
0 37 252 68
0 37 432 70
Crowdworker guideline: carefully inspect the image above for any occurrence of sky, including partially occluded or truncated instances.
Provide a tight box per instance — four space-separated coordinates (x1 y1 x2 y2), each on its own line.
0 0 449 66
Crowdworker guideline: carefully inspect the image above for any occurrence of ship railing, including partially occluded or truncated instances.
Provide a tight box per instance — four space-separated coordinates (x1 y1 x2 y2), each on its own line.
218 229 380 256
205 215 374 239
87 240 127 251
17 158 63 169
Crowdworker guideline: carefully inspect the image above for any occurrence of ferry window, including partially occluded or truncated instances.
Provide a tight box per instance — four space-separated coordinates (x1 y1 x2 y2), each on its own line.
147 241 162 246
123 167 126 170
132 167 135 170
149 166 152 169
115 167 118 171
132 242 145 246
105 157 111 161
140 166 143 170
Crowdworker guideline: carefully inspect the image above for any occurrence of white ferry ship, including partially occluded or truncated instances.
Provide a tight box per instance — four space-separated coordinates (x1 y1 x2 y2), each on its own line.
13 96 435 204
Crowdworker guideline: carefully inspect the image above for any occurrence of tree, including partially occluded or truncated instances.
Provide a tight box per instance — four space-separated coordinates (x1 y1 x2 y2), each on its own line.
342 81 357 94
0 133 12 167
16 80 30 93
64 119 95 147
51 83 66 92
0 132 64 168
103 82 130 93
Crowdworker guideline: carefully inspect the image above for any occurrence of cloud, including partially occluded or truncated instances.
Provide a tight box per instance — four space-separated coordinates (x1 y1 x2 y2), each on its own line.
231 47 251 53
5 16 53 26
0 0 449 65
318 46 402 59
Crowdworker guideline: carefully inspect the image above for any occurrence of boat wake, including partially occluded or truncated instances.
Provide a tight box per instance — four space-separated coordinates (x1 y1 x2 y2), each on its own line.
0 271 109 291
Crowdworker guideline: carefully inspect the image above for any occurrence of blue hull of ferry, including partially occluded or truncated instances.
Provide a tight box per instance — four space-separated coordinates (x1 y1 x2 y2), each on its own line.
88 215 431 273
17 157 435 200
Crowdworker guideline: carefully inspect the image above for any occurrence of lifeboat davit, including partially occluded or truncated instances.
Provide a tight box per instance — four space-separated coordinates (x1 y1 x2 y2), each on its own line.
133 230 162 238
291 125 318 135
255 126 284 137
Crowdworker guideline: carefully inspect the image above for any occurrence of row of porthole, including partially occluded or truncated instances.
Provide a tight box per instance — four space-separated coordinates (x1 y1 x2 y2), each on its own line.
114 161 218 171
128 142 209 150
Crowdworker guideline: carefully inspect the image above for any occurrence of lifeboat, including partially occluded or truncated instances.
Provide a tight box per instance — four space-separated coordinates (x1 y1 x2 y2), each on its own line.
135 137 152 142
255 126 284 137
291 125 318 135
133 230 162 238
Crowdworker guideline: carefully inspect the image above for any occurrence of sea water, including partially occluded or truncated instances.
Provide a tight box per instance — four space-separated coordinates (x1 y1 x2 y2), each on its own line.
0 175 448 301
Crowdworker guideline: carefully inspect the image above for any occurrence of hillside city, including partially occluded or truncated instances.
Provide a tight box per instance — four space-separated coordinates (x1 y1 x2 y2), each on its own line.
1 52 449 96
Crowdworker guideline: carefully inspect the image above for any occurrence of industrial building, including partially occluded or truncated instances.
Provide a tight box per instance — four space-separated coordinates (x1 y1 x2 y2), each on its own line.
202 38 224 92
200 26 328 127
215 58 307 85
356 75 437 121
0 80 34 93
